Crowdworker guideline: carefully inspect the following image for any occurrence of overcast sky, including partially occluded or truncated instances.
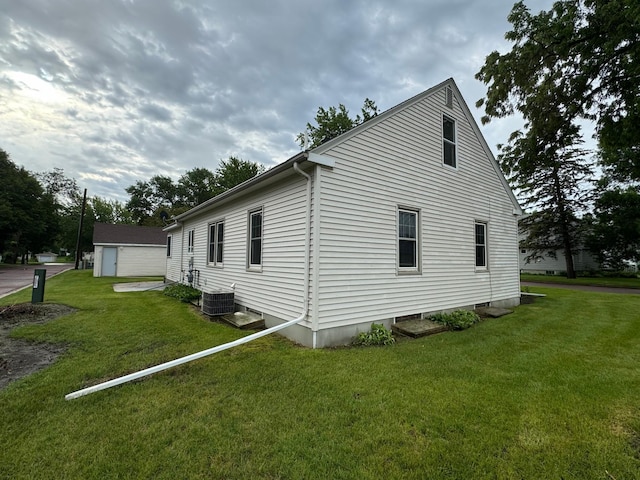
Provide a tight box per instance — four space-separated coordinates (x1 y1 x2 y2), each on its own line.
1 0 555 202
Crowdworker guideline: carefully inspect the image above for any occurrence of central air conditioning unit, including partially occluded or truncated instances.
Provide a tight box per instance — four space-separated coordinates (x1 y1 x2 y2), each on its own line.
202 289 235 316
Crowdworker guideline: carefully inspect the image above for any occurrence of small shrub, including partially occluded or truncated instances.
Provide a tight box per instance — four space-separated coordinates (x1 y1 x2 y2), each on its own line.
163 283 201 303
429 310 480 330
353 323 395 346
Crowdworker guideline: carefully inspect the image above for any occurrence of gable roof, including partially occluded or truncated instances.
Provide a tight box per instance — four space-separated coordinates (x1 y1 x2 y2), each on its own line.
312 77 522 215
170 78 521 225
93 223 167 246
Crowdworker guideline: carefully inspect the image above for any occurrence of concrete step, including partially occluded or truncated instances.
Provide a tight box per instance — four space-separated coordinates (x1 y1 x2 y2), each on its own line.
392 318 449 338
220 311 265 330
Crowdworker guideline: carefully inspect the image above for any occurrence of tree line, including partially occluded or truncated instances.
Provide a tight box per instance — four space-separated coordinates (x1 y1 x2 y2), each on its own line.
0 149 263 263
476 0 639 276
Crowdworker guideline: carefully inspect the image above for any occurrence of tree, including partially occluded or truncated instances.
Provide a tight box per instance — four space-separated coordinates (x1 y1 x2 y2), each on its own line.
297 98 379 149
125 158 265 226
176 167 218 207
474 0 640 277
215 156 264 192
125 175 178 225
586 187 640 269
0 149 58 262
477 0 640 181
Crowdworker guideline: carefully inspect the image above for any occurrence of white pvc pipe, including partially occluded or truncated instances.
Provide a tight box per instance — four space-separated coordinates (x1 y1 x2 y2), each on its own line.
65 314 305 400
66 160 314 401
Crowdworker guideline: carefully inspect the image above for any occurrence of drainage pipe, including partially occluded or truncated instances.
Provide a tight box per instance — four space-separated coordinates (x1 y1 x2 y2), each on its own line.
66 161 313 400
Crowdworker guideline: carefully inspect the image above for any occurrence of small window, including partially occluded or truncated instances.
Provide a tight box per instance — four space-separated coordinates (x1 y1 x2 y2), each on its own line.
187 229 195 254
475 222 487 269
166 235 172 257
208 221 224 266
398 208 419 271
443 115 457 168
248 208 263 268
520 248 527 254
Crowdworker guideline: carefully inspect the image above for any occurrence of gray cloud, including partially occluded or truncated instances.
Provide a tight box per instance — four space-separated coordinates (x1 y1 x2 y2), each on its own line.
0 0 556 201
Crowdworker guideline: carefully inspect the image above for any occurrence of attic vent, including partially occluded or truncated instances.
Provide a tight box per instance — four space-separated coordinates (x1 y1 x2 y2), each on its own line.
445 86 453 108
202 289 235 316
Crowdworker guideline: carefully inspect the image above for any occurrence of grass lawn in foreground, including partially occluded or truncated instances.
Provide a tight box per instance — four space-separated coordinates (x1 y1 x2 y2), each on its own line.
1 271 639 479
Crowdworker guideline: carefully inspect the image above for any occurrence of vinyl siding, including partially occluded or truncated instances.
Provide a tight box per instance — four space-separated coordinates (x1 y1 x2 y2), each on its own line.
314 87 520 329
166 231 182 282
175 172 310 323
117 246 166 277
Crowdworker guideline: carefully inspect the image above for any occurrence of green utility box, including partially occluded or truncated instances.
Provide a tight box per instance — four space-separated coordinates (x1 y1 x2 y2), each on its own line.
32 268 46 304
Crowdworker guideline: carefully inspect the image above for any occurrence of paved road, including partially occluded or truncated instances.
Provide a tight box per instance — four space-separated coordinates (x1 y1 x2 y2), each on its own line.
521 281 640 295
0 264 74 299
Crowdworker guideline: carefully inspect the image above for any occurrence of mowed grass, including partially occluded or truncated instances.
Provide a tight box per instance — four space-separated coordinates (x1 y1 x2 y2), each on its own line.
521 273 640 289
1 271 640 479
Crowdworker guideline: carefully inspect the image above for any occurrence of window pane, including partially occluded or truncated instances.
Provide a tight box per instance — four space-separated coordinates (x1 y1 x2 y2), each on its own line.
208 225 215 262
217 223 224 242
166 237 171 257
399 211 416 239
399 239 416 268
475 223 485 244
216 243 223 264
443 117 455 141
475 223 487 267
444 142 456 167
476 245 486 267
250 239 261 265
251 212 262 238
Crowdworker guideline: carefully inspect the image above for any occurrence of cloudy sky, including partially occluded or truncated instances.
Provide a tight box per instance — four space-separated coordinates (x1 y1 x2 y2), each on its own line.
1 0 555 202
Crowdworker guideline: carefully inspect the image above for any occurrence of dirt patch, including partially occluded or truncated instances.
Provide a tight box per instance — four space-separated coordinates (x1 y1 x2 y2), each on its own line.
0 303 75 390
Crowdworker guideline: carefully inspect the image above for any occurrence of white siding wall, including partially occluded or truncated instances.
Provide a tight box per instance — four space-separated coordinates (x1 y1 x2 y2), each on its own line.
314 88 520 331
166 231 182 282
520 249 600 274
176 174 310 324
93 245 104 277
117 246 166 277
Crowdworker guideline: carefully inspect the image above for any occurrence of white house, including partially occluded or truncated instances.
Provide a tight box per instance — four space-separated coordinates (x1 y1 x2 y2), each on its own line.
93 223 167 277
519 247 600 274
165 78 523 348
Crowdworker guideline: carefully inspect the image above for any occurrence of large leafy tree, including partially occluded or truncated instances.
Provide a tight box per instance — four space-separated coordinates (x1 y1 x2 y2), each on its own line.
125 157 264 226
586 187 640 269
216 156 264 192
475 0 639 277
297 98 379 149
0 149 58 262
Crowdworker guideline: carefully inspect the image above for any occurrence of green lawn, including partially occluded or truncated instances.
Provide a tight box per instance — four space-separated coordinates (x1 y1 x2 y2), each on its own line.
521 273 640 289
1 271 639 479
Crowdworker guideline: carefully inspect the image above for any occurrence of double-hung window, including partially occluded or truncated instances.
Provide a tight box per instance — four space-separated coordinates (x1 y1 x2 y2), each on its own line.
398 208 419 272
248 208 263 269
187 229 195 254
208 221 224 266
443 115 457 168
475 222 487 269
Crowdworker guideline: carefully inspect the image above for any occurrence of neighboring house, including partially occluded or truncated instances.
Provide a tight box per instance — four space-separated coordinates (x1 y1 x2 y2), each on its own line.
165 78 523 348
93 223 167 277
35 252 58 263
519 247 600 274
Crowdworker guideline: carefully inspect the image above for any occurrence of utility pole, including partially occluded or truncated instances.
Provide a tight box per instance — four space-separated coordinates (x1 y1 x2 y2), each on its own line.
74 188 88 270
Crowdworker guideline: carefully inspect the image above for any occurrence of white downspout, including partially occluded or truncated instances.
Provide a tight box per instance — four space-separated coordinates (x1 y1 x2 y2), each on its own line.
65 161 313 400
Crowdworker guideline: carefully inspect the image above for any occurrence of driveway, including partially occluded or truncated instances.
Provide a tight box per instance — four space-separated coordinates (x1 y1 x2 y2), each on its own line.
521 281 640 295
0 264 74 299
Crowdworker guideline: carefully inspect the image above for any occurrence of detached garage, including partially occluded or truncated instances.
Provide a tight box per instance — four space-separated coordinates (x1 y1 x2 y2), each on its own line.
93 223 167 277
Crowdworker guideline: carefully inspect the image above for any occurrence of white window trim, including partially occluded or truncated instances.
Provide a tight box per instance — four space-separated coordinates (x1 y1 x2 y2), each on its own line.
207 220 224 267
187 229 195 255
475 221 488 271
247 207 263 271
443 114 457 169
397 206 421 275
166 235 172 258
